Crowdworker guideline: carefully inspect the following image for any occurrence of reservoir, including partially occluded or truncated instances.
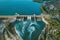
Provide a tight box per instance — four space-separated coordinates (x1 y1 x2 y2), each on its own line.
0 0 42 15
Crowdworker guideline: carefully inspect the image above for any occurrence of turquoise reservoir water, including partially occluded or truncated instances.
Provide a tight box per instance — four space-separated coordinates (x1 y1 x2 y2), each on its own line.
0 0 42 15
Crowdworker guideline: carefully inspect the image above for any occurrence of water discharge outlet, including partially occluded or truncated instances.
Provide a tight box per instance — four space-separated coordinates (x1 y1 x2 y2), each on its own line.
15 19 45 40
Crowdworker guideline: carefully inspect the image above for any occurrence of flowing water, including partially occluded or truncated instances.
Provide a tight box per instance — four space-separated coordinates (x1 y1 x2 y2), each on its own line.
15 20 45 40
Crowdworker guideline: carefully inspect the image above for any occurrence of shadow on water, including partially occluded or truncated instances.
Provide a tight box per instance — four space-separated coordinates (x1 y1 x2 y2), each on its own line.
15 19 45 40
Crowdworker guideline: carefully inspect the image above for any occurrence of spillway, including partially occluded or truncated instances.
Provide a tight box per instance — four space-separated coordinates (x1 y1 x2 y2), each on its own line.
15 19 45 40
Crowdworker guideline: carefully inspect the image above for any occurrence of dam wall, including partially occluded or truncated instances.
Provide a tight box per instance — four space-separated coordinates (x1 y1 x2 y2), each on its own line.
0 15 42 21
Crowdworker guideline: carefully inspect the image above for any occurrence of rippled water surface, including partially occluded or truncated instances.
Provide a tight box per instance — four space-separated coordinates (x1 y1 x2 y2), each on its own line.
0 0 42 15
15 20 45 40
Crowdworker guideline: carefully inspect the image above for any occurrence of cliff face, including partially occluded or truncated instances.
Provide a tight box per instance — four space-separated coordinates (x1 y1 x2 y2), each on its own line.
0 35 5 40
